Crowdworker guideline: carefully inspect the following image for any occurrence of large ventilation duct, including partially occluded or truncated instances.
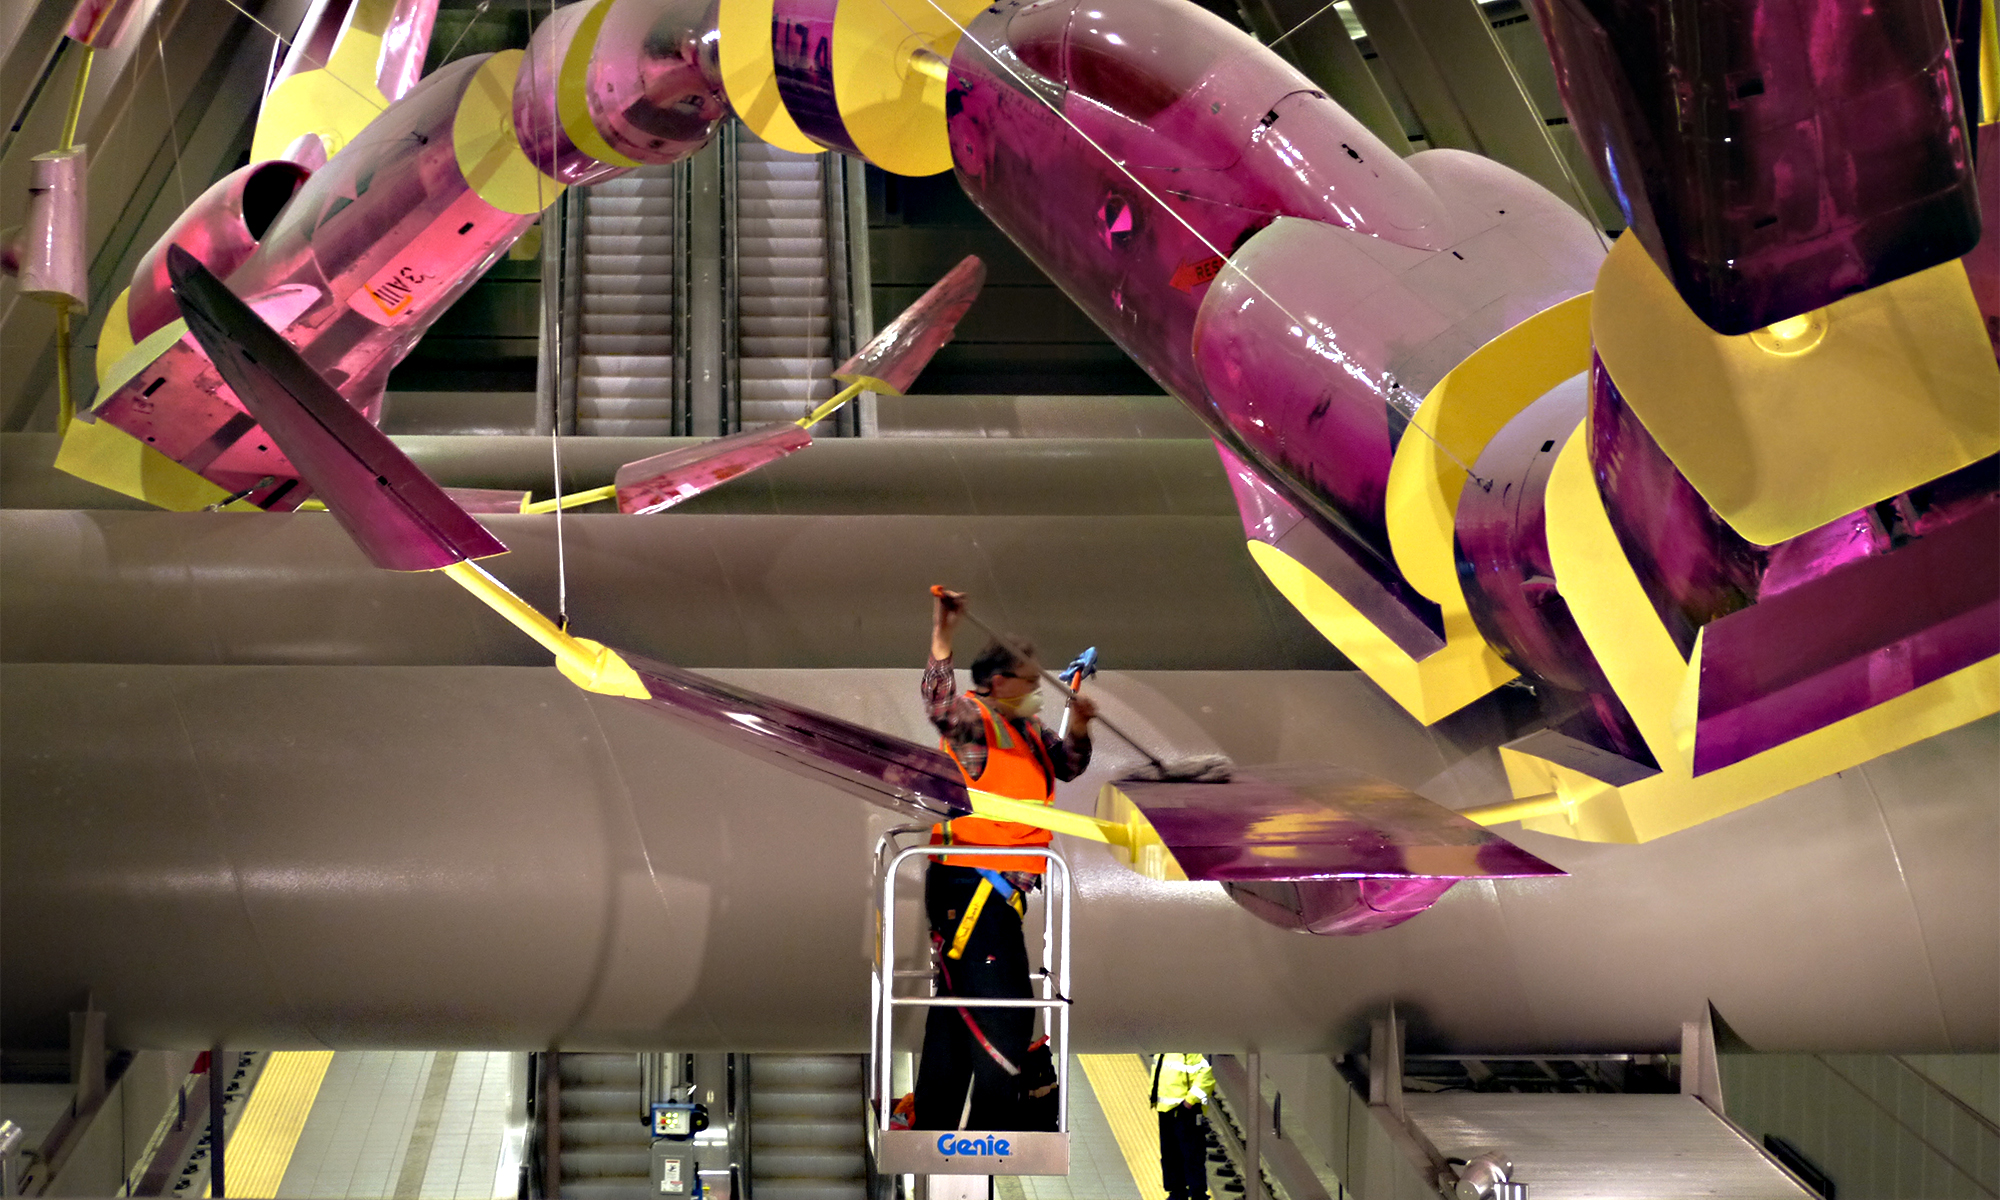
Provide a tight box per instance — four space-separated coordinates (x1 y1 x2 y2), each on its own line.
3 662 1992 1055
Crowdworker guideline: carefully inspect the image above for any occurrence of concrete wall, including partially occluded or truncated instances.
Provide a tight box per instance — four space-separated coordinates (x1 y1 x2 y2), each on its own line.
1722 1053 2000 1200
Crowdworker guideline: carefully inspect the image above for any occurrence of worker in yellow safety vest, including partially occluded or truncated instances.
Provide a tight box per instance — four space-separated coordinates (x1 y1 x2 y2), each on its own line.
1151 1053 1218 1200
913 586 1095 1131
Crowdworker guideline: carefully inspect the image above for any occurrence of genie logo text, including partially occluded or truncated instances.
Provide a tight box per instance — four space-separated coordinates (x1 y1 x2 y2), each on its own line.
936 1134 1011 1157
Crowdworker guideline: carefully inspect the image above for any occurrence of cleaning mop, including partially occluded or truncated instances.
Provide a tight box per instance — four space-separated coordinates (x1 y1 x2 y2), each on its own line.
932 587 1233 783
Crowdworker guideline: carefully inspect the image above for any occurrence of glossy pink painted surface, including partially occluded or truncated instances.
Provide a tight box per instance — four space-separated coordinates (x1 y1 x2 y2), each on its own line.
1455 374 1651 767
93 57 532 508
64 0 143 48
614 424 813 513
377 0 443 100
1588 358 2000 770
1586 358 1766 656
515 0 730 184
16 149 88 306
1530 0 1980 334
621 651 971 821
1120 763 1561 934
947 0 1436 419
267 0 440 109
94 0 730 510
1117 763 1563 883
836 255 986 393
1193 164 1599 566
1215 439 1443 658
771 0 855 154
1966 122 1999 355
169 247 506 570
124 160 313 343
1695 500 1999 774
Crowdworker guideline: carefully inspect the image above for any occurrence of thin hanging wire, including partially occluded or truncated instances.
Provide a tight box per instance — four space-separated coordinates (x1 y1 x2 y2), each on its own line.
208 0 391 117
535 0 572 627
1265 0 1344 51
1469 6 1612 249
905 0 1488 485
153 21 190 210
437 0 494 66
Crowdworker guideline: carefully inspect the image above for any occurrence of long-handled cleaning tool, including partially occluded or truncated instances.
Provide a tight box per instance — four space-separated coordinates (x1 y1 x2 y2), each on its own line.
932 586 1232 783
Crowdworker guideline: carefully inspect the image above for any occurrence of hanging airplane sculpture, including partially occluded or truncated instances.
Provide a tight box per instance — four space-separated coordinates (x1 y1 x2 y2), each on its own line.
9 0 1997 903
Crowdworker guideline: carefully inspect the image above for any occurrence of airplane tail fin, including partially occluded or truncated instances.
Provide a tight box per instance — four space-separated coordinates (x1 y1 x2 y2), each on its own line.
833 254 985 396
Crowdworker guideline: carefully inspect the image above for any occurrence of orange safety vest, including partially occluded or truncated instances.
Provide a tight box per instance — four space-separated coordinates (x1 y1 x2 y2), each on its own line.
932 693 1058 873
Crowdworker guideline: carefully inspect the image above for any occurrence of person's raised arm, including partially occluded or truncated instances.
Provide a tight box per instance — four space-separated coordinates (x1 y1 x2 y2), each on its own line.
930 586 965 662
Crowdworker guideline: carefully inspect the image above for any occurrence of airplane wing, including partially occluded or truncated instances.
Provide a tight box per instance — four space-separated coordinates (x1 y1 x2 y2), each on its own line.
167 241 971 822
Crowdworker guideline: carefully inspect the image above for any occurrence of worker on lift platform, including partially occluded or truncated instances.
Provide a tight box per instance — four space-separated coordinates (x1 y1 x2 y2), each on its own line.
915 586 1095 1131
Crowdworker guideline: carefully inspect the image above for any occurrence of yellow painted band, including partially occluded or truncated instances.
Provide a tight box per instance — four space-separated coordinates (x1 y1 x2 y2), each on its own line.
558 0 642 168
1517 422 2000 843
250 35 389 163
440 562 651 698
1245 539 1514 725
93 317 190 407
719 0 820 153
223 1051 334 1198
95 289 135 384
1591 234 1999 547
1093 784 1190 882
454 51 567 216
1981 0 1997 126
521 484 617 513
53 407 254 512
831 0 987 176
1459 792 1566 826
1385 293 1591 606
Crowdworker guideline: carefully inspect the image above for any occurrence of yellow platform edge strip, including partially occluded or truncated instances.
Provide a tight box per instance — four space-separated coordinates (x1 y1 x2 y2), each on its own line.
1078 1054 1166 1200
222 1050 334 1198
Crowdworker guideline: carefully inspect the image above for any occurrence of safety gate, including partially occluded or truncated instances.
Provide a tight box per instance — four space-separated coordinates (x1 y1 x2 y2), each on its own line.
868 835 1073 1176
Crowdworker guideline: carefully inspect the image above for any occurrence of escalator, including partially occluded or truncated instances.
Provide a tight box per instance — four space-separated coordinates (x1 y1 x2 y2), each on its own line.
553 1053 653 1200
747 1056 869 1200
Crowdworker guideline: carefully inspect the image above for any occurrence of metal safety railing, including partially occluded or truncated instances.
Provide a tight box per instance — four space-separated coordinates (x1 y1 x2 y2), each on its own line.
868 835 1074 1176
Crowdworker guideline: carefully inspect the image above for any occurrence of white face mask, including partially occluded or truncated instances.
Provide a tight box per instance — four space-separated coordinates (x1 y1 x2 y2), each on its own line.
996 690 1044 719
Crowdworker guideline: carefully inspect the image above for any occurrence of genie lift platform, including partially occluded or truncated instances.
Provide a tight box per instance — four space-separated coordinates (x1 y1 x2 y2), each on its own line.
868 835 1073 1184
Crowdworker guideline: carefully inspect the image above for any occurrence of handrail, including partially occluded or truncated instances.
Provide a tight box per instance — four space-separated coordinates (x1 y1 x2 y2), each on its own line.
871 841 1073 1138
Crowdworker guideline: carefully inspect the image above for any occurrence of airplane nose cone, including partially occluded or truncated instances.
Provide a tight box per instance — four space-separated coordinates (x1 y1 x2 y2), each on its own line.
1241 91 1451 251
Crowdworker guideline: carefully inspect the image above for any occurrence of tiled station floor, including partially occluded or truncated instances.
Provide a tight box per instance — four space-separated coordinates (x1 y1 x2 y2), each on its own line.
272 1051 525 1199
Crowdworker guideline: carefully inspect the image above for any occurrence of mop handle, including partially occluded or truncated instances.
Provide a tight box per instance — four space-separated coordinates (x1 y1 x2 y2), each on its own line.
934 588 1167 770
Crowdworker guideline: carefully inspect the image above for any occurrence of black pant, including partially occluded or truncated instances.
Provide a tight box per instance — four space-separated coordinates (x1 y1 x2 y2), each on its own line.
1159 1104 1209 1200
913 864 1035 1130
